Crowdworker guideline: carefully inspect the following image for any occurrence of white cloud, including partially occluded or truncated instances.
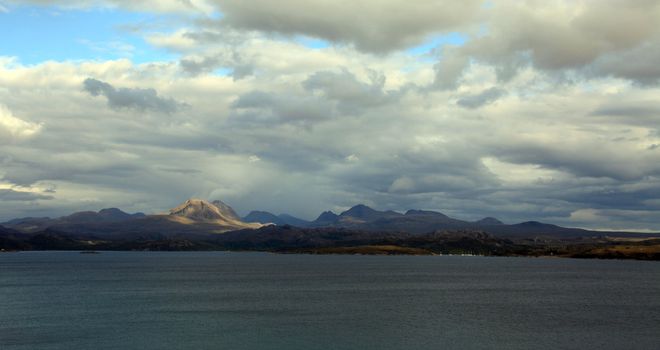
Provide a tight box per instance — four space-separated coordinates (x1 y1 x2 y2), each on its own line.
345 154 359 162
0 104 42 142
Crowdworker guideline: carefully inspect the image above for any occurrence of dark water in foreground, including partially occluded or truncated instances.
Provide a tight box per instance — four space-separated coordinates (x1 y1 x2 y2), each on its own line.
1 252 659 350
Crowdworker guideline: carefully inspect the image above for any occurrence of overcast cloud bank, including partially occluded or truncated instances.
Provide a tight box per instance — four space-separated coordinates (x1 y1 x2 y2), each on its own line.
1 0 660 231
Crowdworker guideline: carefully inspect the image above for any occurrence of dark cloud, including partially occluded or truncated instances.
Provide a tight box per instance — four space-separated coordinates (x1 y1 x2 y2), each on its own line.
302 69 399 114
176 47 255 80
492 141 660 181
231 64 255 80
457 87 506 109
157 167 203 174
557 181 660 212
449 1 660 85
432 48 469 90
591 105 660 117
1 151 145 187
590 42 660 85
212 0 482 53
83 78 183 113
231 91 274 109
589 102 660 127
230 69 407 128
179 56 221 76
230 90 335 125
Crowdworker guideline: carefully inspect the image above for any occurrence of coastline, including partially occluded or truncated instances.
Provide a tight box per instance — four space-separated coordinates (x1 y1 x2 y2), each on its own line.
3 246 659 261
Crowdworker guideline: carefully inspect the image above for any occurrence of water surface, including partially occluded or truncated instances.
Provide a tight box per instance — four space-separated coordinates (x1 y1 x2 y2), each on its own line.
1 251 659 349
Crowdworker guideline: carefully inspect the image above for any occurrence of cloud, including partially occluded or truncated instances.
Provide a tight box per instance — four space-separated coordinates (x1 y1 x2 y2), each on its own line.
388 173 488 194
345 154 359 162
1 56 654 227
591 104 660 118
3 3 660 230
83 78 183 113
212 0 482 53
589 41 660 85
491 138 660 181
0 189 53 201
160 0 660 86
457 87 506 109
433 47 469 90
179 56 221 76
302 69 399 114
0 104 42 143
230 90 335 125
458 0 660 84
568 207 660 231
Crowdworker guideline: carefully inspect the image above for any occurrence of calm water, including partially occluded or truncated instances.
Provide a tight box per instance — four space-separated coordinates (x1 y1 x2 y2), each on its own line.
1 252 659 350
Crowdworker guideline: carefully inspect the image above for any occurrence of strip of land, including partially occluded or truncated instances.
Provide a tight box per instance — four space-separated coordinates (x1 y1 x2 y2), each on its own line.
2 226 659 260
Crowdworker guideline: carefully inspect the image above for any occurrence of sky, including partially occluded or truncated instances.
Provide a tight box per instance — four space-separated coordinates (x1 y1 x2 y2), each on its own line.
1 0 660 231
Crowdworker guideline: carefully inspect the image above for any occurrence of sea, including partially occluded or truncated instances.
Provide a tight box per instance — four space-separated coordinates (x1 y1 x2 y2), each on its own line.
1 251 659 350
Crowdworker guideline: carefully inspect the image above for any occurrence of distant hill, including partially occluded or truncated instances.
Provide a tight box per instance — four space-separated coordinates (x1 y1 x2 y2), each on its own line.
63 208 146 224
302 204 660 239
0 225 31 250
312 211 340 225
0 225 27 238
339 204 402 223
3 208 145 233
277 214 311 227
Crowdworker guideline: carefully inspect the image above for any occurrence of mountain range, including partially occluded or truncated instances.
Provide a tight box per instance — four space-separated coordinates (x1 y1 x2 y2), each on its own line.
243 204 650 239
3 198 658 240
3 199 262 238
2 198 660 259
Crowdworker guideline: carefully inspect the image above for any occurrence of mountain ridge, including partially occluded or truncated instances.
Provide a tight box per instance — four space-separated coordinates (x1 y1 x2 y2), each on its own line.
3 200 660 240
2 199 261 236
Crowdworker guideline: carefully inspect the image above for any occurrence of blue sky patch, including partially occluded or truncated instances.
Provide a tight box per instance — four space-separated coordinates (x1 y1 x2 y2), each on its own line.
407 32 468 56
0 5 176 64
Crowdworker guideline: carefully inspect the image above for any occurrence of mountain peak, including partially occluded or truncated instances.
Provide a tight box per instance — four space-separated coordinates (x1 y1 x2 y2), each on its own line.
314 211 339 223
515 221 557 228
97 208 133 221
98 208 125 215
340 204 378 218
167 198 263 231
405 209 448 217
170 198 240 223
475 217 504 225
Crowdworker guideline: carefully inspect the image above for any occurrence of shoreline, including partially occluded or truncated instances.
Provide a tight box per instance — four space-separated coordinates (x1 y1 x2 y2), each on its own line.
3 248 659 262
